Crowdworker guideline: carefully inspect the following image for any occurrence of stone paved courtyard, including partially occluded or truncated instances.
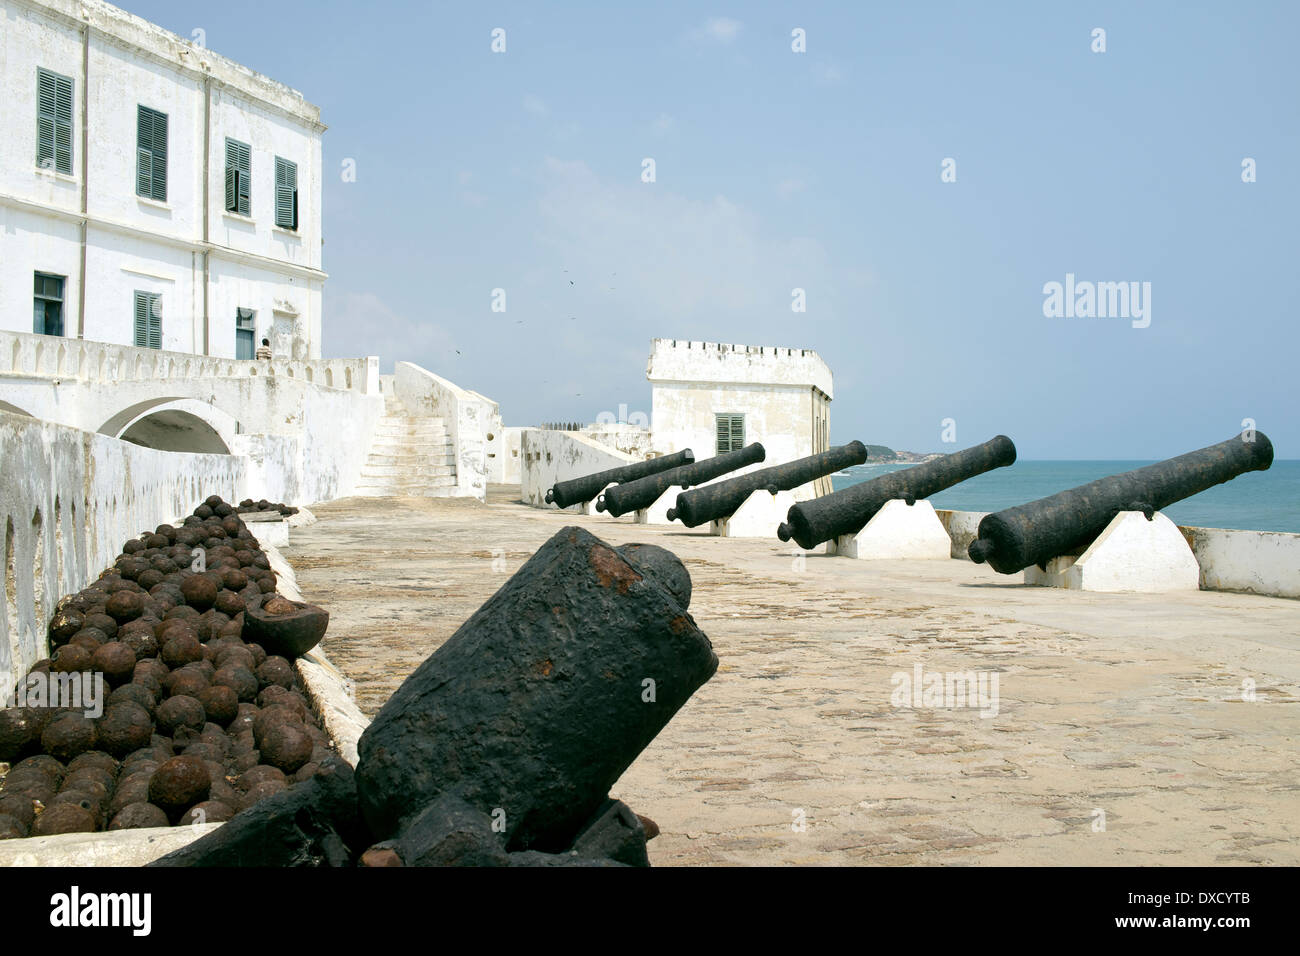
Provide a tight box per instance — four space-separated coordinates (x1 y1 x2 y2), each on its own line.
283 488 1300 866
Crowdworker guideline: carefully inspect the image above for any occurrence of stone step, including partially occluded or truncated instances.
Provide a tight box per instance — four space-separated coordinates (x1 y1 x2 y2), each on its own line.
373 420 448 435
363 454 457 468
359 463 456 478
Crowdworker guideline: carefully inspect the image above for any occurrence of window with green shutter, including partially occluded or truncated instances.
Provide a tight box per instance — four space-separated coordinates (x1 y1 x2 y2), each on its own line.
36 68 74 174
274 157 298 230
133 291 162 349
715 413 745 454
224 138 251 216
136 105 168 201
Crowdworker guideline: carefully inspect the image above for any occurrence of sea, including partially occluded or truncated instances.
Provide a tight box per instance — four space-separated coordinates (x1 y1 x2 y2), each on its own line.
830 459 1300 534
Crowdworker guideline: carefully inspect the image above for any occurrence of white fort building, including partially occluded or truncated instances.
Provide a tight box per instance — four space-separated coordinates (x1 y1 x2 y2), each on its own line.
1 0 325 359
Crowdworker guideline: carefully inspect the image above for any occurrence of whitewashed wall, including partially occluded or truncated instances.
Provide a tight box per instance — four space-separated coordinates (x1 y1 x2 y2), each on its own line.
1 412 246 689
520 430 639 507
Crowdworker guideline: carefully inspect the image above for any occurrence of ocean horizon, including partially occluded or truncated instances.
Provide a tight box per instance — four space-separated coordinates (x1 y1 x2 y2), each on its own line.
830 459 1300 534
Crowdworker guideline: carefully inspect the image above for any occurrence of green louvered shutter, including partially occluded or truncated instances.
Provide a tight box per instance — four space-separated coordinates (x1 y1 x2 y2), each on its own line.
133 291 149 347
148 295 162 349
225 139 251 215
134 292 161 349
275 157 298 230
53 73 73 174
37 69 73 174
148 109 168 201
715 414 745 453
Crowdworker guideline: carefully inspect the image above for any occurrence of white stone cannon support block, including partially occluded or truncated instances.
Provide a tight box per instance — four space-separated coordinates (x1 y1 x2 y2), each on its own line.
1023 511 1201 592
827 498 951 559
637 485 685 525
711 489 797 538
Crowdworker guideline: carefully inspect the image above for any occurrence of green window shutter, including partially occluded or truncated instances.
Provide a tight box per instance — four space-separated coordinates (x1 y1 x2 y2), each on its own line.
716 414 744 452
137 108 167 200
150 110 167 201
730 415 744 451
225 139 251 215
37 69 73 173
148 295 162 349
133 292 148 347
54 74 73 174
275 158 298 229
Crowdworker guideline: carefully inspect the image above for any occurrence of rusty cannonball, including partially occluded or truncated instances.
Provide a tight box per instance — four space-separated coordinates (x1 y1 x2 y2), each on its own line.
47 608 85 647
109 802 171 830
161 633 204 669
227 703 258 736
235 763 286 792
238 779 287 811
91 642 138 686
148 755 211 817
213 665 259 703
180 575 218 611
108 683 156 718
167 670 211 701
220 568 249 592
120 628 160 662
230 750 260 773
105 590 145 624
257 721 313 774
96 701 154 758
251 704 301 747
196 685 239 727
0 813 29 839
50 644 93 674
213 590 245 618
107 776 151 818
0 708 44 762
181 800 235 826
256 656 296 691
0 794 36 832
136 570 165 591
66 751 118 779
11 753 65 784
133 657 169 685
214 644 256 672
155 695 206 736
68 627 109 652
33 802 98 835
41 712 98 760
82 612 118 640
246 643 267 668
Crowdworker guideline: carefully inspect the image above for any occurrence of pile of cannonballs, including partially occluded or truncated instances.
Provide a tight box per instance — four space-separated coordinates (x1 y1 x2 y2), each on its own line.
0 496 335 840
236 498 299 517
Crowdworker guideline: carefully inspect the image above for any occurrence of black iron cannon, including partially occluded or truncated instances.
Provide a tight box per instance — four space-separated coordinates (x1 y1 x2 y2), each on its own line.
777 435 1017 550
596 443 766 517
154 527 717 867
667 441 869 527
967 432 1274 575
545 449 695 508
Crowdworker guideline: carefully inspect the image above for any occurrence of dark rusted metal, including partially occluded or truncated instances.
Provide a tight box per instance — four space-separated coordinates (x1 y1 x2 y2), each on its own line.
967 432 1274 574
545 449 695 508
778 435 1017 550
354 527 716 852
668 442 869 527
596 443 766 516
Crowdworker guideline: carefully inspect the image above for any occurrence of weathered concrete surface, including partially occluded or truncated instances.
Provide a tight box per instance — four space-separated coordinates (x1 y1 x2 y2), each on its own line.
285 487 1300 866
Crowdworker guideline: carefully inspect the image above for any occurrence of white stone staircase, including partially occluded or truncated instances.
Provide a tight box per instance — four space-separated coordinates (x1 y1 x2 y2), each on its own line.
353 391 459 496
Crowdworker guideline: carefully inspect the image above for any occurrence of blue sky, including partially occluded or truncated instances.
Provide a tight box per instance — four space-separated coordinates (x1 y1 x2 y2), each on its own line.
127 1 1298 458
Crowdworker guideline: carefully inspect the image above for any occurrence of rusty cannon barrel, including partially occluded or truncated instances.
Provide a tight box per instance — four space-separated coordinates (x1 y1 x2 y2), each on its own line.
667 441 869 527
596 442 766 516
778 435 1017 550
545 448 694 508
967 432 1274 575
